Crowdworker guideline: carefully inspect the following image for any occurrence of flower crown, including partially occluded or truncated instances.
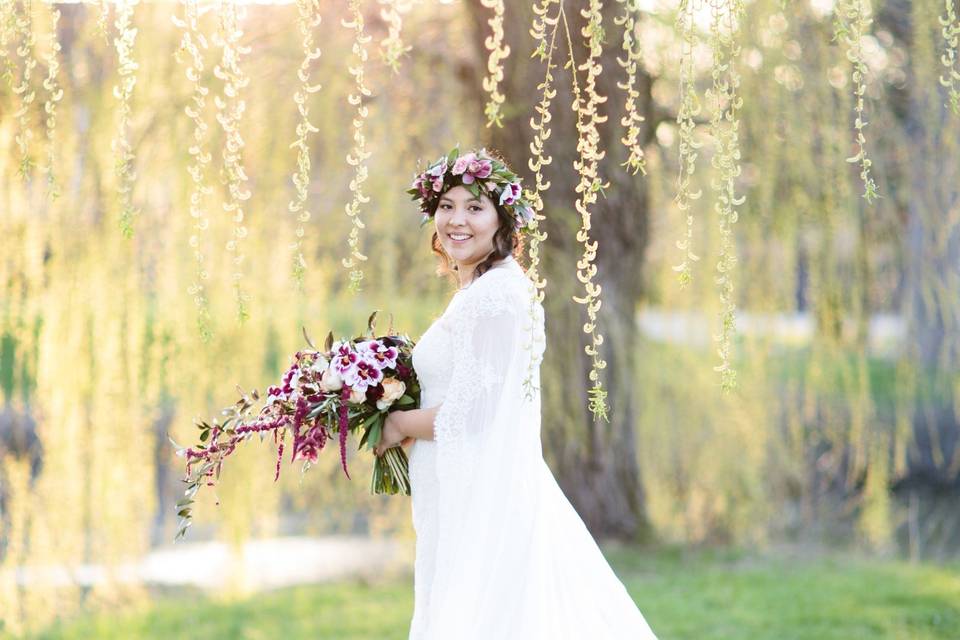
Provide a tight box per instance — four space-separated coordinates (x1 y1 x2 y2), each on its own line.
406 145 535 233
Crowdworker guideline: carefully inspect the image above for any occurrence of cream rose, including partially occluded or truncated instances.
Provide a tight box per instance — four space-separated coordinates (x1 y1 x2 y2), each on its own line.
319 366 343 392
376 377 406 411
348 386 367 404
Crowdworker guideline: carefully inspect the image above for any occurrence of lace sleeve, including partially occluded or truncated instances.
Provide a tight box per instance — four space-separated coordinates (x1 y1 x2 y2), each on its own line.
433 276 521 483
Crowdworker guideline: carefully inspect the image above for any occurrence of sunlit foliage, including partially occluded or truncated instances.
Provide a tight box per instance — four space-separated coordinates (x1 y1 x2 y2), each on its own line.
11 0 37 180
376 0 413 72
40 1 62 199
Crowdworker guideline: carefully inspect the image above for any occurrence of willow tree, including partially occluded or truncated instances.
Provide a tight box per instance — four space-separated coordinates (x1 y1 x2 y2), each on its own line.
463 0 659 541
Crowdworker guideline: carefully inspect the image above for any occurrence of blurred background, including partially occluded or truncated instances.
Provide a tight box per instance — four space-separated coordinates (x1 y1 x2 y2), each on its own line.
1 0 959 638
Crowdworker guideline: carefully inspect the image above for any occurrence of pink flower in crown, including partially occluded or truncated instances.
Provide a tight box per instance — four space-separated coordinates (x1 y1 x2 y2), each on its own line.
357 339 399 370
331 340 359 375
412 174 431 199
499 181 522 206
342 355 384 392
452 152 493 184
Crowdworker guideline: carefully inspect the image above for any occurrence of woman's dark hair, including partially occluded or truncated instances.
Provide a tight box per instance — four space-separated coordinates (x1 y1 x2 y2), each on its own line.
428 149 525 288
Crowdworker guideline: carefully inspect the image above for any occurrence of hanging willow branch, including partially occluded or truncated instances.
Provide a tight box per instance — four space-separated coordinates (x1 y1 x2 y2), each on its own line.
672 0 704 290
289 0 322 291
213 0 252 323
614 0 647 176
940 0 960 115
522 0 561 399
563 1 611 423
97 0 110 45
832 0 880 203
112 0 140 237
12 0 37 180
41 2 62 200
706 0 744 392
377 0 412 73
341 0 372 294
0 8 15 115
173 0 214 342
480 0 510 128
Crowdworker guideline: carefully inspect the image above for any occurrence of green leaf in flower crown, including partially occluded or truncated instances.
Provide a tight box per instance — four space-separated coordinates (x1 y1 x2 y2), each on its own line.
446 144 460 166
325 330 334 352
468 182 480 198
302 325 317 350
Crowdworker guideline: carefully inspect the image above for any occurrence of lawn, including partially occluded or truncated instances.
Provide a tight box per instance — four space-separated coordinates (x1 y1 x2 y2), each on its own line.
16 544 960 640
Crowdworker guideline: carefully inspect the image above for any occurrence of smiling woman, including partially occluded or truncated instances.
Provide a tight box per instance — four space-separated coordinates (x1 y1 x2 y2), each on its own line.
420 148 528 291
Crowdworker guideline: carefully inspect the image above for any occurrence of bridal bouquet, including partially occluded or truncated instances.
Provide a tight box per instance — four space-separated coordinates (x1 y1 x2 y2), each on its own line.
170 312 420 541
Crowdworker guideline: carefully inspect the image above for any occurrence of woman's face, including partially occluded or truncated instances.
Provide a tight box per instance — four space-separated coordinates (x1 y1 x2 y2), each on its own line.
434 185 500 266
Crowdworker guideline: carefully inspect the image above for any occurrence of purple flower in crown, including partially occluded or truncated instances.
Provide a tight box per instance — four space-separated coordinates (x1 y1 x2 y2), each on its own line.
451 152 493 184
331 340 359 375
342 355 384 392
358 339 399 370
412 174 431 200
499 181 522 206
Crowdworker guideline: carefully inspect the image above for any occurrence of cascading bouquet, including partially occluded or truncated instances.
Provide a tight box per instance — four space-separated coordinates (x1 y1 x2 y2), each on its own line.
170 312 419 541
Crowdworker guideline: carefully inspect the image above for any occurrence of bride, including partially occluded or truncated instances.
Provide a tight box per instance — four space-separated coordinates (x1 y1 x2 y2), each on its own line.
373 146 659 639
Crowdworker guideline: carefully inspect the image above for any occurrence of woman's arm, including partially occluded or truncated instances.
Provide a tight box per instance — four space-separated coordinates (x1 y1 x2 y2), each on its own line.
374 404 442 457
397 404 441 441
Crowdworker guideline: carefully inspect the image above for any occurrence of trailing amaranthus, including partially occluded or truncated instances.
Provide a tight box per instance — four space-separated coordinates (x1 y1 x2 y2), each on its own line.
706 0 744 392
480 0 510 128
112 0 140 237
563 0 611 423
672 0 704 289
341 0 372 294
173 0 214 342
940 0 960 115
614 0 647 176
12 0 37 180
522 0 561 399
377 0 412 73
213 0 252 323
41 2 62 199
289 0 322 291
832 0 880 202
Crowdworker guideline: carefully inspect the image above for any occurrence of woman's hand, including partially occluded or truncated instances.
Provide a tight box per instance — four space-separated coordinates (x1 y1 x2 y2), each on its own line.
374 411 413 457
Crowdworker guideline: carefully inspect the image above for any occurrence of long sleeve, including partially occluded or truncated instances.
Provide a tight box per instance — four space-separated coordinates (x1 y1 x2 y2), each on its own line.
432 278 521 483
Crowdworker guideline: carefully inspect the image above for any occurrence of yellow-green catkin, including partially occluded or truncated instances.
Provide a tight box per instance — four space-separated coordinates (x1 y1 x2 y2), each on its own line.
341 0 372 293
480 0 510 128
563 0 611 423
173 0 214 342
289 0 322 292
672 0 704 290
522 0 561 398
614 0 648 175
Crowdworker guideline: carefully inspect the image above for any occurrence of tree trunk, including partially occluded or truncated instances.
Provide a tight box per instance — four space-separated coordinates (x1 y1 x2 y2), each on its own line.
462 2 657 542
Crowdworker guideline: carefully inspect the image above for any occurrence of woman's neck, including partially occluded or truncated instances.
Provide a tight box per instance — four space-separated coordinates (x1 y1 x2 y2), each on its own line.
457 254 511 289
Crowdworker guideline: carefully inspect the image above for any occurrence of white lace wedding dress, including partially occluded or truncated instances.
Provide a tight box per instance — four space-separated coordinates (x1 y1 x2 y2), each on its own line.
407 254 659 639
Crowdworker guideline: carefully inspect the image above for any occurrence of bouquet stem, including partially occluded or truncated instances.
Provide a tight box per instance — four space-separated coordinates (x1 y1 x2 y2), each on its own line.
372 446 410 495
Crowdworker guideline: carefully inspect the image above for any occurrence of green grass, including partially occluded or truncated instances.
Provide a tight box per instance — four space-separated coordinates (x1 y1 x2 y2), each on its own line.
13 545 960 640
